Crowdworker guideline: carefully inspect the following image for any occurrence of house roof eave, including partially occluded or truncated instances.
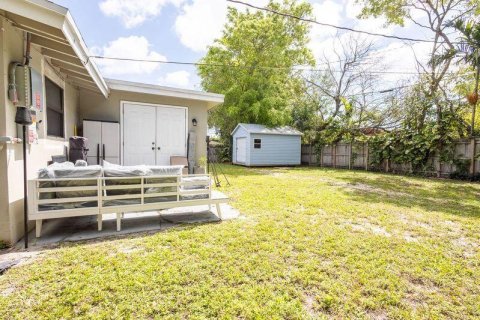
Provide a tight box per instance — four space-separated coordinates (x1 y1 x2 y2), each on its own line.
62 12 109 97
106 79 224 107
0 0 109 97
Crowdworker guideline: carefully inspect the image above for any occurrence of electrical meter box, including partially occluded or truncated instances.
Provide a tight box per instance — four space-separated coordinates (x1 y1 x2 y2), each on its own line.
14 67 44 144
14 65 32 107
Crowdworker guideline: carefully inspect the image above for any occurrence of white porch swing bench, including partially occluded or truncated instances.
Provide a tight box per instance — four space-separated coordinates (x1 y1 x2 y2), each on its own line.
28 173 228 237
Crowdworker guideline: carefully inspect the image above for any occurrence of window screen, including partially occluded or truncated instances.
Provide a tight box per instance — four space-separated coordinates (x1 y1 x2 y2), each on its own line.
254 138 261 149
45 77 64 138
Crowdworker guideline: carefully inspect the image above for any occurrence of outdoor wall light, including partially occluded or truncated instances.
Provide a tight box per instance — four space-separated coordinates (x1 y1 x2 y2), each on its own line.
192 118 197 126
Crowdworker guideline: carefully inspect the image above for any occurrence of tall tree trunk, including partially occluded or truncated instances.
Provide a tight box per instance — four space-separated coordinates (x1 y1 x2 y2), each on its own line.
472 65 479 137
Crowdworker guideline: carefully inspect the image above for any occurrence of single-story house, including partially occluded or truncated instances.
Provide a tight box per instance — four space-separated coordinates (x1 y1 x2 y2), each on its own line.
231 123 302 167
0 0 224 245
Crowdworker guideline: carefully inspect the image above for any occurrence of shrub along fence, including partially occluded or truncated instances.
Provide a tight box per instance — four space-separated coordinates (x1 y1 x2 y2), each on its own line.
301 138 480 178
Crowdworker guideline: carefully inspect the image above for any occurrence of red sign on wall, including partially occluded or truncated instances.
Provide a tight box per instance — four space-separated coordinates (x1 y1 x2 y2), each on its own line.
35 92 41 111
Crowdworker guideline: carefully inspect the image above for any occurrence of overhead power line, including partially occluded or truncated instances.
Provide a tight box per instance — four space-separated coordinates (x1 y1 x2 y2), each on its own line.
347 85 413 97
91 55 291 70
227 0 458 45
91 55 466 76
90 41 412 72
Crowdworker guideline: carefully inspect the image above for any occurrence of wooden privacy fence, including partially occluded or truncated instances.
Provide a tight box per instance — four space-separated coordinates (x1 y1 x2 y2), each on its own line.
301 138 480 177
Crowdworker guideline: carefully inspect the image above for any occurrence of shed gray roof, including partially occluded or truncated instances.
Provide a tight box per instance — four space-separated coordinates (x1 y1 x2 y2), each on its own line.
232 123 302 136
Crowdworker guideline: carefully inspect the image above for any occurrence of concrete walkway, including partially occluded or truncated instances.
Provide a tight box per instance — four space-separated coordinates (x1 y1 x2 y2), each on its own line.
15 203 239 249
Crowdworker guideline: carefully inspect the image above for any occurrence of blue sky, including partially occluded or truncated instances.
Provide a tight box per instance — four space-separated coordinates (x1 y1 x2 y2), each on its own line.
51 0 433 91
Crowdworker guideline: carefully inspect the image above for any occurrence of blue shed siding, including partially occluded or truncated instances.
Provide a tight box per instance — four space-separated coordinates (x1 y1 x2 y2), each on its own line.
232 126 251 165
249 134 301 166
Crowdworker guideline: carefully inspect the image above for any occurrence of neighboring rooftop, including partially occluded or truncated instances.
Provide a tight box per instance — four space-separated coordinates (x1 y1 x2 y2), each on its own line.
232 123 302 136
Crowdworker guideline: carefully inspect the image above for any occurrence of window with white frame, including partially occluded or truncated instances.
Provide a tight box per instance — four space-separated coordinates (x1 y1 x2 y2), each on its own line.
254 138 262 149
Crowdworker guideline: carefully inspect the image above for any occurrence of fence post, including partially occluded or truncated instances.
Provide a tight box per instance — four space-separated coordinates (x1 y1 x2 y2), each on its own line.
437 149 442 178
320 145 323 167
333 144 337 168
308 143 313 166
365 142 369 171
470 137 476 175
348 142 352 170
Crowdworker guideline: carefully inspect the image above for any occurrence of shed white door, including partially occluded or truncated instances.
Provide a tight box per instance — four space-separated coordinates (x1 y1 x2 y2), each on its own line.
122 103 187 166
236 137 246 163
123 104 157 165
156 107 187 165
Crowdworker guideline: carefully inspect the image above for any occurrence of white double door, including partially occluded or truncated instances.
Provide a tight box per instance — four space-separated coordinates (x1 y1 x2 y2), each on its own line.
122 103 187 166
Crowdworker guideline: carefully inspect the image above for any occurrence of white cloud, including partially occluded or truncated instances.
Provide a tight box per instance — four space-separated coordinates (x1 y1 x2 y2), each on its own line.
313 1 343 26
355 17 394 35
174 0 269 52
371 41 432 83
309 1 344 59
92 36 166 76
158 70 191 88
344 0 362 20
99 0 184 28
175 0 225 52
309 0 399 63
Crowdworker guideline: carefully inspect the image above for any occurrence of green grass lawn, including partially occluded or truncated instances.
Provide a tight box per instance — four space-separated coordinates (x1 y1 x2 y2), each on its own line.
1 165 479 319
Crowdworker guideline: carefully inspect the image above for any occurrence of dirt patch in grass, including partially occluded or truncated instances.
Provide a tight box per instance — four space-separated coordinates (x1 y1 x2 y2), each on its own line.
451 237 479 258
256 169 289 177
0 251 41 267
343 220 392 237
403 276 441 311
0 285 16 298
303 293 317 318
0 251 42 276
317 178 412 198
117 244 143 255
367 310 388 320
397 215 433 231
443 220 463 234
403 232 420 243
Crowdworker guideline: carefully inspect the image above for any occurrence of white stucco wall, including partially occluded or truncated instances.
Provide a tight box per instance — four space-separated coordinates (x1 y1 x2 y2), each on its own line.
79 89 209 164
0 18 79 244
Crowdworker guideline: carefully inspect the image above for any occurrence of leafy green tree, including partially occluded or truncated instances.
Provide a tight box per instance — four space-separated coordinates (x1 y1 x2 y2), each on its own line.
198 0 314 148
357 0 479 176
367 76 469 174
454 68 480 135
449 19 480 135
357 0 476 129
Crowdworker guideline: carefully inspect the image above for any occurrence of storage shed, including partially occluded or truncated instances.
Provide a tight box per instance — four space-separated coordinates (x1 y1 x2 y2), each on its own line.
231 124 302 166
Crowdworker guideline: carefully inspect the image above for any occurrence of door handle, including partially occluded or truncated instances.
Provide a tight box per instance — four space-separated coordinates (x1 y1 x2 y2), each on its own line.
96 144 100 165
103 144 105 160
